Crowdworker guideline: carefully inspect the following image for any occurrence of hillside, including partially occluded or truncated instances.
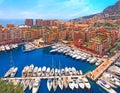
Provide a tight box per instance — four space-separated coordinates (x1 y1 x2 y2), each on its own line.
72 0 120 23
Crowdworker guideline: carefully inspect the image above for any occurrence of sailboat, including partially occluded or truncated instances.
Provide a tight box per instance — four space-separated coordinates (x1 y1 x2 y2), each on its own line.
58 60 64 90
52 57 58 92
4 51 15 77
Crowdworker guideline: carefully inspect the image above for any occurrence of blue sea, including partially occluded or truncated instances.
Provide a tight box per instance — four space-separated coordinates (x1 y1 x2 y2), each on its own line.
0 19 24 27
0 19 120 93
0 45 119 93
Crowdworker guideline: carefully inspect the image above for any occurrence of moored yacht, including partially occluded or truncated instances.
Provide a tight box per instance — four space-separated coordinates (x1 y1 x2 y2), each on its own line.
37 67 42 76
69 81 75 90
52 78 58 92
58 78 63 90
1 45 5 51
4 67 14 77
82 77 91 89
47 78 53 92
74 80 79 89
95 60 102 66
28 64 34 77
29 79 34 90
33 67 38 77
78 78 85 89
11 67 18 77
32 79 41 93
97 79 117 93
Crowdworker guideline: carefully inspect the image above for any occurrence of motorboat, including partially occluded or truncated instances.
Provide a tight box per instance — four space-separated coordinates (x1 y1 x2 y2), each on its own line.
32 79 41 93
47 78 52 91
53 78 58 92
4 67 14 77
97 79 117 93
11 67 18 77
69 81 75 90
58 78 63 90
82 77 91 89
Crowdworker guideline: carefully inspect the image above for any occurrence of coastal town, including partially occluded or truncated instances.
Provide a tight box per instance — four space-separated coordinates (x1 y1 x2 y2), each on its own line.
0 17 120 93
0 0 120 93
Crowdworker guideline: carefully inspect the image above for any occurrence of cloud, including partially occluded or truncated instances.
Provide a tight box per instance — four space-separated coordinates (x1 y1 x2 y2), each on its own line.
0 0 117 19
32 0 92 19
0 0 95 19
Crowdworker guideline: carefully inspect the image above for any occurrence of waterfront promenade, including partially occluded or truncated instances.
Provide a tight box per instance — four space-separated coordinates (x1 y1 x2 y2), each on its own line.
87 51 120 81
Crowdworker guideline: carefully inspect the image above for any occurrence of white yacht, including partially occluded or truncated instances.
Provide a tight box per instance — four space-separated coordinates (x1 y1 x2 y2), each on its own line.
76 55 82 60
78 78 85 89
5 45 10 50
1 45 5 51
4 67 14 77
14 44 18 48
29 79 34 90
95 60 102 66
97 79 117 93
82 77 91 89
37 67 42 76
53 78 58 92
11 67 18 77
89 58 97 64
24 43 36 52
50 49 57 53
28 64 34 77
33 67 38 77
47 78 52 91
69 81 75 90
21 79 30 91
58 78 63 90
74 80 79 89
42 66 46 72
32 79 41 93
87 57 92 62
110 76 120 87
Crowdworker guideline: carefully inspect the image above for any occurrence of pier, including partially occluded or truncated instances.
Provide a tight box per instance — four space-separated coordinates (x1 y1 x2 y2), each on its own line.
1 75 85 81
87 51 120 81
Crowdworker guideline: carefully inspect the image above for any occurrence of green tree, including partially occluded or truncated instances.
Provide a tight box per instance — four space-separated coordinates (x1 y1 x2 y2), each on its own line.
0 79 24 93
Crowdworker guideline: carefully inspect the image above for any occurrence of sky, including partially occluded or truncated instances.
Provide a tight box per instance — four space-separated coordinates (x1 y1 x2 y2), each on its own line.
0 0 118 19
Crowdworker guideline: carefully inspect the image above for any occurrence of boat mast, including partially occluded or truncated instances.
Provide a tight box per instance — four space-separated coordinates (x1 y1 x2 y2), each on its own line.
10 51 14 68
59 59 61 76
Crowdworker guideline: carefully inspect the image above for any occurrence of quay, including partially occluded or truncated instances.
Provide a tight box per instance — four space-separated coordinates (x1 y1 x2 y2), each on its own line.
1 75 85 81
87 51 120 81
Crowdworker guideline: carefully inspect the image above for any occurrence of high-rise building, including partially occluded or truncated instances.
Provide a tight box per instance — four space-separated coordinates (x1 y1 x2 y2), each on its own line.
36 19 43 26
25 19 33 26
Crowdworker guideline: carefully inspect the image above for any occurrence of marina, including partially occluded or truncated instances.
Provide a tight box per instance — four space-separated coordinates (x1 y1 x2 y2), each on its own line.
2 65 92 93
50 44 102 66
0 44 18 52
0 45 120 93
0 1 120 93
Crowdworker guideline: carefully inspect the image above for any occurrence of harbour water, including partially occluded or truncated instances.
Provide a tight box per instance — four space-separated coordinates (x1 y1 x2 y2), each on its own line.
0 45 120 93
